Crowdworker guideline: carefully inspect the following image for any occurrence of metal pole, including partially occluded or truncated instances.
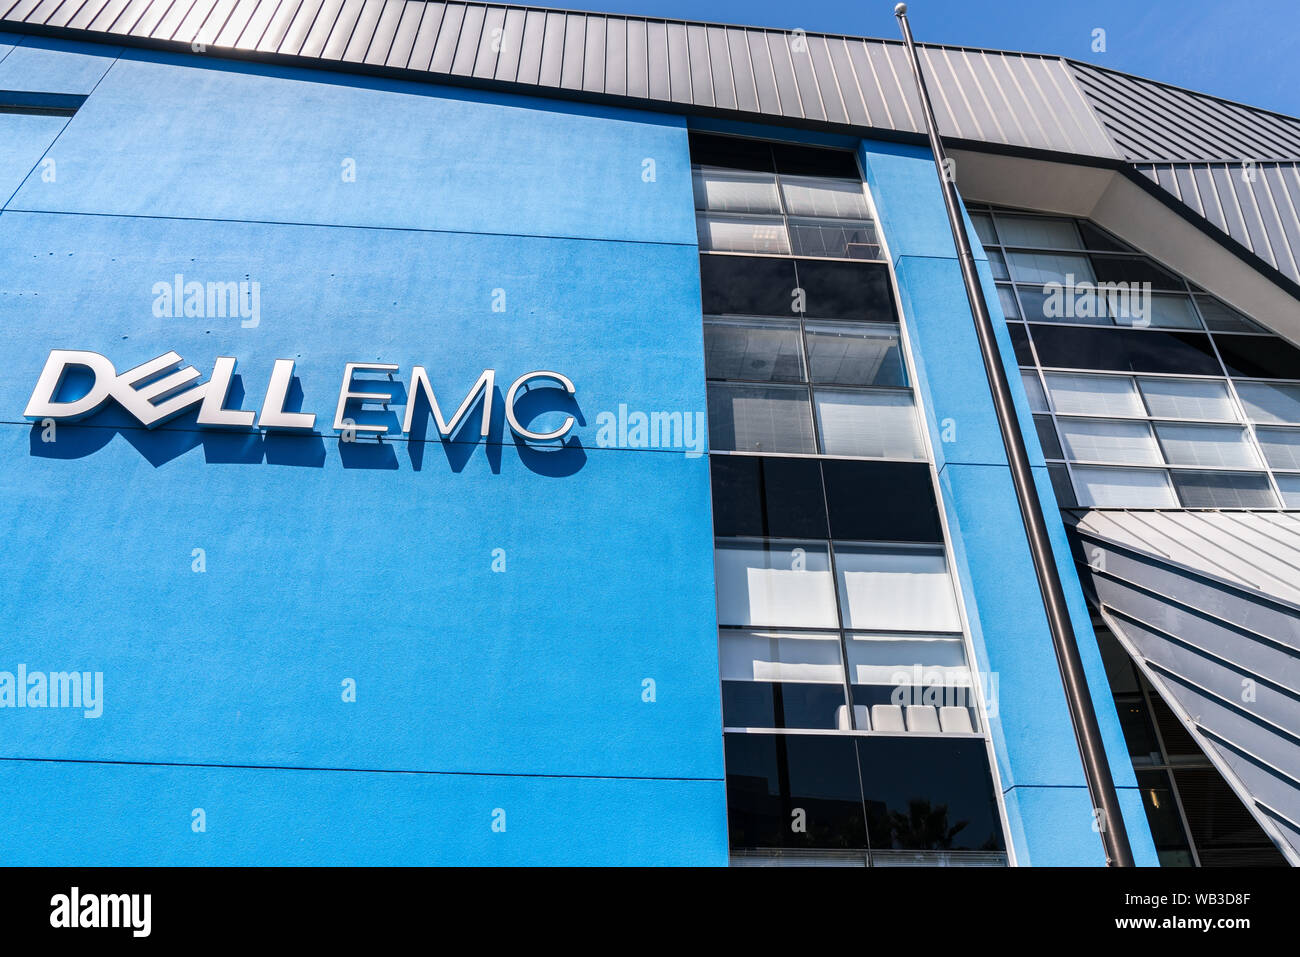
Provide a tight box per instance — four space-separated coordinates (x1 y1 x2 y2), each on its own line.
892 2 1134 867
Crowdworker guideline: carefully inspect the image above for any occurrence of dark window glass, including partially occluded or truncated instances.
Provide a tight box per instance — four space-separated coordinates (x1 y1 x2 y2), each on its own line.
857 737 1005 852
1028 325 1221 375
710 456 829 539
772 142 861 179
794 259 897 322
1171 768 1289 866
1094 619 1140 694
1090 254 1182 289
1077 221 1130 252
1047 463 1076 507
1137 769 1194 859
1147 691 1203 760
721 681 847 730
700 254 798 318
1033 415 1063 459
1007 322 1034 364
688 132 775 172
1215 334 1300 380
724 732 868 849
822 460 942 542
1114 694 1162 764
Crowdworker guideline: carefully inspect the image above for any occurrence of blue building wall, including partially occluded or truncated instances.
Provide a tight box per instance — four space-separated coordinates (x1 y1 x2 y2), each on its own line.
858 140 1158 866
0 38 726 865
0 33 1158 865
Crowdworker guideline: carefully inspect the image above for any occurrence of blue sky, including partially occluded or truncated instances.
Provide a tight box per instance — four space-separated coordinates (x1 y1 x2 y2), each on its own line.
571 0 1300 118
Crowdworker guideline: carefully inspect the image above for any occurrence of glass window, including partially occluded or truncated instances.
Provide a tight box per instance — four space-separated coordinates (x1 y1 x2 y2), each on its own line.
1077 221 1129 252
1072 466 1178 508
1194 295 1264 333
688 132 776 173
723 733 867 849
713 541 838 628
1170 767 1288 866
1275 474 1300 507
1154 423 1260 468
857 737 1004 851
779 175 871 219
833 545 962 632
969 211 998 246
1234 380 1300 423
1030 326 1221 376
1115 293 1201 330
1171 470 1277 508
704 317 805 382
845 635 970 685
720 631 846 730
1255 427 1300 470
994 214 1082 249
722 679 848 731
847 635 978 735
708 381 817 454
696 212 791 255
1044 372 1145 417
1137 378 1237 421
805 321 906 387
794 259 897 322
1007 323 1033 364
1020 370 1048 412
1216 334 1300 379
821 461 943 543
1034 415 1064 458
1048 463 1077 507
771 143 861 179
1137 769 1194 862
1007 251 1095 285
996 284 1021 319
692 167 782 213
1057 418 1162 465
710 456 828 540
814 389 925 459
788 218 880 259
700 254 798 318
721 630 844 683
987 248 1009 280
1089 255 1181 289
1016 283 1111 325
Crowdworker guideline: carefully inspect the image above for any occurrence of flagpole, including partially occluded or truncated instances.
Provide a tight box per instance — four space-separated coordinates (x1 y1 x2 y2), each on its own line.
892 2 1134 867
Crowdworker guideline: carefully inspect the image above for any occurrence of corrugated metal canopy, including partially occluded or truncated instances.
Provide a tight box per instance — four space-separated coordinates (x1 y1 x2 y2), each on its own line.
1072 509 1300 609
1068 509 1300 864
1135 161 1300 289
0 0 1263 164
8 2 1300 297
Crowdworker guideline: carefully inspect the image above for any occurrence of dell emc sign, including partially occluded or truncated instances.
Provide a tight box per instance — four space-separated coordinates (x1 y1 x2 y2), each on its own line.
24 350 577 441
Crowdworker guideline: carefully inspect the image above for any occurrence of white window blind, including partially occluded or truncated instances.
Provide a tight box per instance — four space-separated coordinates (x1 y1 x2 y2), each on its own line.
833 546 962 632
814 390 924 459
714 543 838 628
1071 466 1177 507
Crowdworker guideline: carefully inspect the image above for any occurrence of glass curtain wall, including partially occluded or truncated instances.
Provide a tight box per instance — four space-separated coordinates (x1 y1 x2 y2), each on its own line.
970 204 1300 509
694 132 1007 866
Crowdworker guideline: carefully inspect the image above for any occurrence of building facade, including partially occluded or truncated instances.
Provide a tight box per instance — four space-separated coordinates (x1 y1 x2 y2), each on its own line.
1 0 1296 866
